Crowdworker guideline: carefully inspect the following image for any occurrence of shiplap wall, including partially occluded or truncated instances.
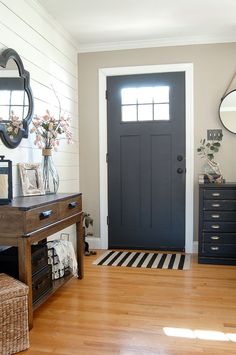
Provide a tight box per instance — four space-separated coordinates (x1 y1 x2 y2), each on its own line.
0 0 79 244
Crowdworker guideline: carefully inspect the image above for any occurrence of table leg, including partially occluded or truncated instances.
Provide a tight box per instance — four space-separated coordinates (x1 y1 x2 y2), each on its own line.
76 216 84 279
18 237 33 329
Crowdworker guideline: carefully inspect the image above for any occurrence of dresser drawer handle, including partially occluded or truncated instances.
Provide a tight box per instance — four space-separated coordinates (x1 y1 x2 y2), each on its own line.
68 201 78 209
211 214 220 219
212 193 220 197
211 204 220 207
211 225 220 229
211 246 219 251
211 236 220 240
39 210 53 219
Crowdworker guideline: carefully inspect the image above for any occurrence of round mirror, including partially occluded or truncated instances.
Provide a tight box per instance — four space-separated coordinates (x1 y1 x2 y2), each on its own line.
219 90 236 134
0 48 33 148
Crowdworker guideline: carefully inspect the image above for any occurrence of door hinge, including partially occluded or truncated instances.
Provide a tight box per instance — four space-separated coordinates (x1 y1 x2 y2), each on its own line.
107 216 109 225
105 90 108 100
106 153 108 163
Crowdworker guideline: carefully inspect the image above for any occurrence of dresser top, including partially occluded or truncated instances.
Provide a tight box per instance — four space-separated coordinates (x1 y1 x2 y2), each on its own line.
199 183 236 188
1 192 81 211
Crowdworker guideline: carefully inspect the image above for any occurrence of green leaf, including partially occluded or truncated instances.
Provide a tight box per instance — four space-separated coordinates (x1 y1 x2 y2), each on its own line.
207 153 214 160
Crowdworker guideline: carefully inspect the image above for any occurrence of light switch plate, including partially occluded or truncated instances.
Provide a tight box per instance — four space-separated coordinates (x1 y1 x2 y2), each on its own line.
207 129 223 141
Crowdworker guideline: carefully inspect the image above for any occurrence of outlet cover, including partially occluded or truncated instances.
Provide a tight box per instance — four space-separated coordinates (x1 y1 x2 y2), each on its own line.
207 129 223 141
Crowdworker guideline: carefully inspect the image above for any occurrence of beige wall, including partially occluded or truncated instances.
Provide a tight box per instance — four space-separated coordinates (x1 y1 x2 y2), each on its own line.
78 43 236 243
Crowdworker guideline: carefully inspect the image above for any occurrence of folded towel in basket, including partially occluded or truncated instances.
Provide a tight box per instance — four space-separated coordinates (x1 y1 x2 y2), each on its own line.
47 240 78 279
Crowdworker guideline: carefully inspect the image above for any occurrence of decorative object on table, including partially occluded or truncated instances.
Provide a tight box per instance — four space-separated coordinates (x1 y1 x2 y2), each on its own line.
82 212 96 256
0 155 12 205
93 251 191 270
18 163 45 196
0 48 34 149
197 135 224 183
30 87 72 194
47 239 78 280
0 273 29 355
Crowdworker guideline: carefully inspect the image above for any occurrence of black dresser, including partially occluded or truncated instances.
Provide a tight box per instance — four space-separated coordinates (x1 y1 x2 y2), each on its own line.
198 183 236 265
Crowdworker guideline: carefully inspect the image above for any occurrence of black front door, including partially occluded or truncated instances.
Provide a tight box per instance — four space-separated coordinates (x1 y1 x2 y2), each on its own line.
107 72 185 251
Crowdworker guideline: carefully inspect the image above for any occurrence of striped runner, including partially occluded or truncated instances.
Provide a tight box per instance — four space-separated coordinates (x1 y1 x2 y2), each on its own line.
93 251 191 270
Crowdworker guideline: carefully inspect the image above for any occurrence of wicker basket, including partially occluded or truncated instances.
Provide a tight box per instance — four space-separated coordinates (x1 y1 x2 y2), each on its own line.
0 273 29 355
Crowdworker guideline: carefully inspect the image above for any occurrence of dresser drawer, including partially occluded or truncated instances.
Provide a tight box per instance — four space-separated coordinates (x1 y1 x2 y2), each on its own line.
203 222 236 232
59 195 82 220
204 211 236 221
204 200 236 211
25 203 59 233
201 243 236 257
204 189 236 200
203 232 236 244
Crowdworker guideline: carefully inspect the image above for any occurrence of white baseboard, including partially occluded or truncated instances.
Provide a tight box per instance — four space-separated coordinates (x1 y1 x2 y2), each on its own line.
192 241 198 254
86 236 102 250
86 237 198 253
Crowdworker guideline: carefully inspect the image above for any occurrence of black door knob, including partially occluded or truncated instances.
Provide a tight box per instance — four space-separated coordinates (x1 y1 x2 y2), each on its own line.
177 168 183 174
177 155 183 161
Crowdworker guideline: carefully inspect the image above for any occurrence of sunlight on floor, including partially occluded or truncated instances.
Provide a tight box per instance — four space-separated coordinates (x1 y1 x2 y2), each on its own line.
163 327 236 342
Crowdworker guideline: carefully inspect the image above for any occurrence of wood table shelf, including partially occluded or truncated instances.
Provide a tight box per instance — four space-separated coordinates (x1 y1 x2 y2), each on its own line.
0 193 83 329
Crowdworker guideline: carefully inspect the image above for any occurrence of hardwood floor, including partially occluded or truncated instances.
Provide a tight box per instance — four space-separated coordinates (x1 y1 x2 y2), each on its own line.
22 252 236 355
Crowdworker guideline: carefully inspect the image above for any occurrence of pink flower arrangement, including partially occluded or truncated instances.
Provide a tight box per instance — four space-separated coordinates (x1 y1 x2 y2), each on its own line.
30 109 72 150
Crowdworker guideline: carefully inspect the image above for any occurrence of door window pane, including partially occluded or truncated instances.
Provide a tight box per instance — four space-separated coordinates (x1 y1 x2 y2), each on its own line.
121 85 170 122
137 87 153 104
121 88 137 105
153 86 169 103
122 105 137 122
154 104 170 121
138 104 152 121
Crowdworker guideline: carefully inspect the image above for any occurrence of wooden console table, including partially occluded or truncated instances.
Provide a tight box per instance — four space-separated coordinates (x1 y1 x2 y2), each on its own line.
0 193 83 329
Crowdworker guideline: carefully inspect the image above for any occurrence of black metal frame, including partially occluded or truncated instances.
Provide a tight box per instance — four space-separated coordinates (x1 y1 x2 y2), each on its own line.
0 155 12 205
0 48 34 148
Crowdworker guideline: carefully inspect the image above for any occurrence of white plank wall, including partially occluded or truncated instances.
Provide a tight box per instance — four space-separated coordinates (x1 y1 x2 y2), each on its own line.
0 0 79 244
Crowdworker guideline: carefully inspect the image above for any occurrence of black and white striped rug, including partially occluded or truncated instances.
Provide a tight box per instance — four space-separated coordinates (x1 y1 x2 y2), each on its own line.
93 250 191 270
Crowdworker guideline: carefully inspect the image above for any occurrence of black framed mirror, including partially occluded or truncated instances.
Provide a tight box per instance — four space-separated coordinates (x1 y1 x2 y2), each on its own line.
219 90 236 134
0 48 34 148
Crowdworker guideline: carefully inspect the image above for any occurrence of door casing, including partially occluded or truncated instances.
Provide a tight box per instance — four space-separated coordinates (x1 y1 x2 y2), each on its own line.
98 63 194 252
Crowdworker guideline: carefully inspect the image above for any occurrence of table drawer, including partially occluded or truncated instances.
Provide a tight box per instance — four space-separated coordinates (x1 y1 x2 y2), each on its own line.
59 195 82 220
201 243 236 256
203 222 236 232
203 233 236 244
25 203 59 233
204 200 236 211
204 189 236 200
204 211 236 221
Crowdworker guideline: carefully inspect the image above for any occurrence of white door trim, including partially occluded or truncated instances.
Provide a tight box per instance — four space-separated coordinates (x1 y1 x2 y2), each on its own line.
99 63 194 253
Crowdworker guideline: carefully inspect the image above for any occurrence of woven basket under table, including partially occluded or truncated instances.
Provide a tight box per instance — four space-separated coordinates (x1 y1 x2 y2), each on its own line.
0 273 29 355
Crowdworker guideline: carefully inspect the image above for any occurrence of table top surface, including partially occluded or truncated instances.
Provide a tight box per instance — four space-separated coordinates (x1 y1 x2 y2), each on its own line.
0 193 81 210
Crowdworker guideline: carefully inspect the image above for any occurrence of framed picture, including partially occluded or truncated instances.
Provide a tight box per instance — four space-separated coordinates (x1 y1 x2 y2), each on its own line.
18 163 45 196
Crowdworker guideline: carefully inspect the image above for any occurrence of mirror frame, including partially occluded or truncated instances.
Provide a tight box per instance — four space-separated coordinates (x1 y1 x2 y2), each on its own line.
219 89 236 134
0 48 34 148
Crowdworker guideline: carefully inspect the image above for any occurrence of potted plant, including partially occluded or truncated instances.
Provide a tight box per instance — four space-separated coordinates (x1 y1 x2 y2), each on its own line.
197 135 224 183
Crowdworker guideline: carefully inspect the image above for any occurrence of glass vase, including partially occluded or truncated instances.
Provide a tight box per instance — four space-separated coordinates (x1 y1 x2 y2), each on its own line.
42 148 59 194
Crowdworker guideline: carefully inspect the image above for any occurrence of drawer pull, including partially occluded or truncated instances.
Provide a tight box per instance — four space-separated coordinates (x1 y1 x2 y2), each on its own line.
68 201 78 209
211 225 220 229
211 203 220 207
40 210 53 219
211 214 220 219
211 246 219 251
212 193 220 197
211 236 220 240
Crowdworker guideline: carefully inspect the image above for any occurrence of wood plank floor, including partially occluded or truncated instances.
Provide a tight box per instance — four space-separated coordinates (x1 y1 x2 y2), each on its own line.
22 252 236 355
